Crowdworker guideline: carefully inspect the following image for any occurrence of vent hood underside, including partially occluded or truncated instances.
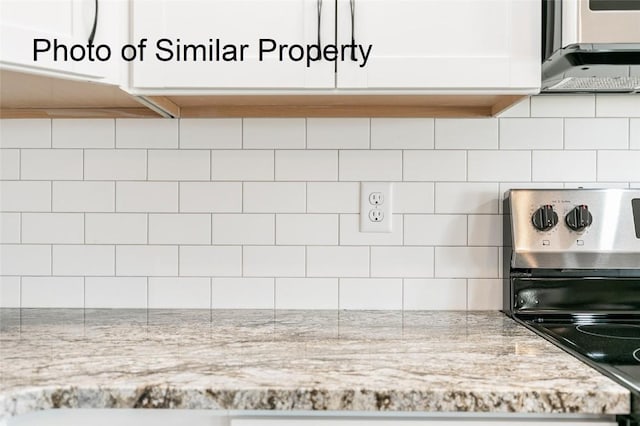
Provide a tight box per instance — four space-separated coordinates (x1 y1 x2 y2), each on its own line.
542 44 640 93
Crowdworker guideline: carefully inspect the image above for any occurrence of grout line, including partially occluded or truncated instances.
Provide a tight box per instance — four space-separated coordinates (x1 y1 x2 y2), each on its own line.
209 151 213 181
210 277 213 310
241 118 244 149
83 276 86 309
146 276 149 309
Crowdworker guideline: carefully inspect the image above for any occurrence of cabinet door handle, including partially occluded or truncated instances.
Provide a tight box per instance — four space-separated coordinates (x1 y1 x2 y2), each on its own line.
350 0 356 60
317 0 323 46
88 0 98 45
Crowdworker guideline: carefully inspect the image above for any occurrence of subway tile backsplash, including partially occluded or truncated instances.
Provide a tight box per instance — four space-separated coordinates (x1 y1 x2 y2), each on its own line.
1 94 640 310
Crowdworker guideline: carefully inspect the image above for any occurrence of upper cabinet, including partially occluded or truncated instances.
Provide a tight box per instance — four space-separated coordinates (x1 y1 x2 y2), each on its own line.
130 0 336 89
335 0 540 90
0 0 127 84
129 0 540 93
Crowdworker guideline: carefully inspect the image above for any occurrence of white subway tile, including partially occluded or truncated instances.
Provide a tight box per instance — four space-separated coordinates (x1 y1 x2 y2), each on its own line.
180 118 241 149
0 276 20 307
598 151 640 182
179 246 241 276
148 150 210 181
596 95 640 117
0 213 20 243
0 181 51 212
404 151 466 181
496 98 530 118
404 215 467 246
468 215 503 246
0 149 19 179
532 151 596 182
116 119 178 148
467 151 531 182
468 279 502 310
370 247 434 278
0 119 50 148
117 246 178 276
339 150 402 181
21 149 82 180
394 183 435 214
500 118 563 149
212 150 274 181
243 118 306 149
565 118 629 150
243 246 305 277
530 95 595 117
307 182 359 213
22 213 83 244
370 118 434 149
52 119 115 148
404 279 468 310
212 214 274 245
276 214 338 245
307 246 369 277
339 278 402 310
339 214 402 245
21 277 83 308
149 277 210 309
84 150 146 180
275 150 338 181
435 119 498 149
85 277 148 308
180 182 242 213
116 182 177 212
149 214 211 244
275 278 338 309
435 183 499 214
212 278 274 309
631 119 640 149
0 245 50 275
307 118 369 149
243 182 305 213
86 214 147 244
53 182 114 212
435 247 499 278
53 245 114 276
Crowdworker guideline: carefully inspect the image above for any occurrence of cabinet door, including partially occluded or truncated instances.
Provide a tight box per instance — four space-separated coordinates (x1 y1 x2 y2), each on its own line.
130 0 335 89
0 0 107 78
336 0 540 90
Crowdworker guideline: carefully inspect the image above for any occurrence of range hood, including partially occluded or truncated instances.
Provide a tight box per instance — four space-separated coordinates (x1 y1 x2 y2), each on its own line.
541 0 640 93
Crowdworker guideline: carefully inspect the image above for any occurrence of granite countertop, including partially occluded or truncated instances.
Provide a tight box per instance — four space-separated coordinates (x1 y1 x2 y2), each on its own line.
0 309 630 421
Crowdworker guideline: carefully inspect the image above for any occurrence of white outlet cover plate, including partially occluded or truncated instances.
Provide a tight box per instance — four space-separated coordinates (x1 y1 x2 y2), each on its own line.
360 182 393 233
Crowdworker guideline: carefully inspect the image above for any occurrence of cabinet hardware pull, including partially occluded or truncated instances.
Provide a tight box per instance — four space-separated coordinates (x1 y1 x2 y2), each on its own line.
88 0 98 45
350 0 356 60
317 0 323 46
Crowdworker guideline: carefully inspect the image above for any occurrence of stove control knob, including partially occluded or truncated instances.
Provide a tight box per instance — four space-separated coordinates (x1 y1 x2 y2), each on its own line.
532 205 558 231
566 205 593 231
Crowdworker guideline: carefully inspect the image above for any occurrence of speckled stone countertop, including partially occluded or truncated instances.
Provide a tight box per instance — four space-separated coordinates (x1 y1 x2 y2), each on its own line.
0 309 630 421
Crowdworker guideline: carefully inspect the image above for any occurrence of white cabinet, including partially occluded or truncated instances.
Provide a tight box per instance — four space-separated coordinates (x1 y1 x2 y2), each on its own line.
335 0 540 90
130 0 336 89
129 0 540 93
0 0 126 83
5 409 618 426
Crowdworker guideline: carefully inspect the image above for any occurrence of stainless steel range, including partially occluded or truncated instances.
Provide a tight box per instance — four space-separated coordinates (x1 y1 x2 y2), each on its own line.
503 189 640 424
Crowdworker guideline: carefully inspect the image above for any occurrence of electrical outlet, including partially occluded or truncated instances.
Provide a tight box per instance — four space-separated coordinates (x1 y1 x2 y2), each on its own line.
360 182 393 233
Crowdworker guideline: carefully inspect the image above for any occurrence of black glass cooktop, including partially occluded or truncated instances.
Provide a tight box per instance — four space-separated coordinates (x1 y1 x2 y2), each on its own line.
527 320 640 395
